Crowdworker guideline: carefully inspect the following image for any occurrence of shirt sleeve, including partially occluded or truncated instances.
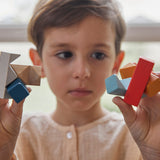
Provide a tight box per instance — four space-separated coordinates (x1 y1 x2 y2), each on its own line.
14 114 37 160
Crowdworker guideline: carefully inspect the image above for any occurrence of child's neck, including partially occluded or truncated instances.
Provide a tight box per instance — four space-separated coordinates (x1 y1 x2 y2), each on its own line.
51 103 107 127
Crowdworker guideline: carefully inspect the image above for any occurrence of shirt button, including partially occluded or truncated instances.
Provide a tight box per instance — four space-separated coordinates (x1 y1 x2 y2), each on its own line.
66 132 72 139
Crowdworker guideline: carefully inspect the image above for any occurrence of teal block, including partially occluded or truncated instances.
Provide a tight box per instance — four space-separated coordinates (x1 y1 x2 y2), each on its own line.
6 78 29 103
120 78 131 90
105 74 126 96
120 77 146 98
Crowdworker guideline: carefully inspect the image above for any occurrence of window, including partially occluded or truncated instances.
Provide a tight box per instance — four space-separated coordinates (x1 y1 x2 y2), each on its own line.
0 0 37 24
0 0 160 112
120 0 160 23
1 0 160 41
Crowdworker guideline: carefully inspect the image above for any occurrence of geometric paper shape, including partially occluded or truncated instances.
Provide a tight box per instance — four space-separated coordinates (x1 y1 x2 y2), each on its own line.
6 65 17 85
11 64 41 86
0 51 20 98
29 66 41 85
9 53 20 63
0 52 10 98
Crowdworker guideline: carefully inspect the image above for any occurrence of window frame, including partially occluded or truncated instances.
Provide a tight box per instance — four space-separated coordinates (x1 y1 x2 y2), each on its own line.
0 23 160 42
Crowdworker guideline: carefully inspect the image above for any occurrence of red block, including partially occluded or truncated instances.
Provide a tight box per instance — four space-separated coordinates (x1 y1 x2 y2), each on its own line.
124 57 154 106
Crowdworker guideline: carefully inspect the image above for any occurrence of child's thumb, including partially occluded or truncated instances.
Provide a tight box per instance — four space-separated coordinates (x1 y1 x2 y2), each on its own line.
10 100 25 119
112 97 136 127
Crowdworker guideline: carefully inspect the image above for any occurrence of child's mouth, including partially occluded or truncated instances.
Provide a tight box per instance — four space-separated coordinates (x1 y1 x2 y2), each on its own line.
68 89 92 97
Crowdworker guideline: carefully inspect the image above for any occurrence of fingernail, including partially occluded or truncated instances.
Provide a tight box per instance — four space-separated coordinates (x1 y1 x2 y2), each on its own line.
112 97 119 103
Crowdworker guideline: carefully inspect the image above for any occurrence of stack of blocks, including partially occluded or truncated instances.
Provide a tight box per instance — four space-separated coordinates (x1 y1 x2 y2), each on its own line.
105 57 160 106
0 51 41 103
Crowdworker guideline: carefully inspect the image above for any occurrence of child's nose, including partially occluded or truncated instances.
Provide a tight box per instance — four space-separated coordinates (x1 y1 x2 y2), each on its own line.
72 60 91 80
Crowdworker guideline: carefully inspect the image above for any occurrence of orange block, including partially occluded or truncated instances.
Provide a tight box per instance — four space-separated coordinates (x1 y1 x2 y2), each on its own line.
145 73 160 97
124 57 154 106
120 63 136 79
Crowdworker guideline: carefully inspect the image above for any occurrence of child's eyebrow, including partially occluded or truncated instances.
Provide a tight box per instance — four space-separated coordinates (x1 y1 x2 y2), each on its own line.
49 43 71 48
48 43 112 50
93 43 112 50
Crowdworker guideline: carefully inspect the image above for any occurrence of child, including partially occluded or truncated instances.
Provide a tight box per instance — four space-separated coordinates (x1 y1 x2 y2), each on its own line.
0 0 160 159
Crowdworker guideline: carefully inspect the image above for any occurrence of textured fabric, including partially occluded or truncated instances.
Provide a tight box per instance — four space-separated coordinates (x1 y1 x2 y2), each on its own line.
14 110 143 160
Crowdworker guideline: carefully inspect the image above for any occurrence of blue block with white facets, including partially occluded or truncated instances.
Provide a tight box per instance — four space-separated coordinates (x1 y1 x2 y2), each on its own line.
6 78 29 103
105 74 126 96
120 77 131 90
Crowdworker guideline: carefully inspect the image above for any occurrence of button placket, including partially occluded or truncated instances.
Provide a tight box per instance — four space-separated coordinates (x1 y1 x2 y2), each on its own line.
64 126 78 160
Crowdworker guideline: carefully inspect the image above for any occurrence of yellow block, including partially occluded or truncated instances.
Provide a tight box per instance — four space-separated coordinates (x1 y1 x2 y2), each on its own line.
145 73 160 97
120 63 136 79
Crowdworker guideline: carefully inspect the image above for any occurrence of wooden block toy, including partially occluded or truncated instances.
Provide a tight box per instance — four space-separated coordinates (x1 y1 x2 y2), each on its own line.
6 65 18 85
105 74 126 96
11 64 41 86
0 51 20 98
145 73 160 97
120 63 136 79
0 51 41 103
120 77 146 98
124 57 154 106
6 78 29 103
120 78 131 90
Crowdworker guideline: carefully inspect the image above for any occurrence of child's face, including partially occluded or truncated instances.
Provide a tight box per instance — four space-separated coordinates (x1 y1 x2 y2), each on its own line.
36 16 123 112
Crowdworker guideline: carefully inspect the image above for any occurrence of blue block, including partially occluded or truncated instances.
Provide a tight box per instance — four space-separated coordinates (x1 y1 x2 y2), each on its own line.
105 74 126 96
6 78 29 103
120 78 131 90
120 77 146 98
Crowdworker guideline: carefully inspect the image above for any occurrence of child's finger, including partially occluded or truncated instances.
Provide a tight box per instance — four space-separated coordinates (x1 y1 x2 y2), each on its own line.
0 99 9 106
0 99 9 113
112 96 136 127
10 100 25 119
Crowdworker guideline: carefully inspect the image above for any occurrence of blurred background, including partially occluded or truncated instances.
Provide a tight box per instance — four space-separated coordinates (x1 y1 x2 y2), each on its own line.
0 0 160 113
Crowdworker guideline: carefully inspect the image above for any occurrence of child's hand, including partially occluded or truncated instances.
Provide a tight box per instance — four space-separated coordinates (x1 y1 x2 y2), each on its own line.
113 74 160 160
0 88 31 160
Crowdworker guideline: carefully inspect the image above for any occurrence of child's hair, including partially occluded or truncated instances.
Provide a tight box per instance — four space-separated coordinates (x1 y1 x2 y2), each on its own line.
28 0 126 57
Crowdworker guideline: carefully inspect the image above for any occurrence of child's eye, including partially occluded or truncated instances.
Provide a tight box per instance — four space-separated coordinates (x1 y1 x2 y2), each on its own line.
91 52 107 60
55 51 73 59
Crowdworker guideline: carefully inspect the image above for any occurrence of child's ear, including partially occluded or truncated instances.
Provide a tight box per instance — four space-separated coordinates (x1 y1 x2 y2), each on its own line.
29 48 46 78
112 51 125 74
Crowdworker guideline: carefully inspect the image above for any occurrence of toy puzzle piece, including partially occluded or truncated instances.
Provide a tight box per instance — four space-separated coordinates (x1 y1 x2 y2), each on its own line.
124 57 154 106
105 57 159 106
120 77 131 90
11 64 41 86
7 65 18 85
145 73 160 97
6 78 29 103
0 51 20 98
120 63 136 79
0 51 41 103
121 77 146 98
105 75 147 98
105 74 126 96
119 61 160 98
